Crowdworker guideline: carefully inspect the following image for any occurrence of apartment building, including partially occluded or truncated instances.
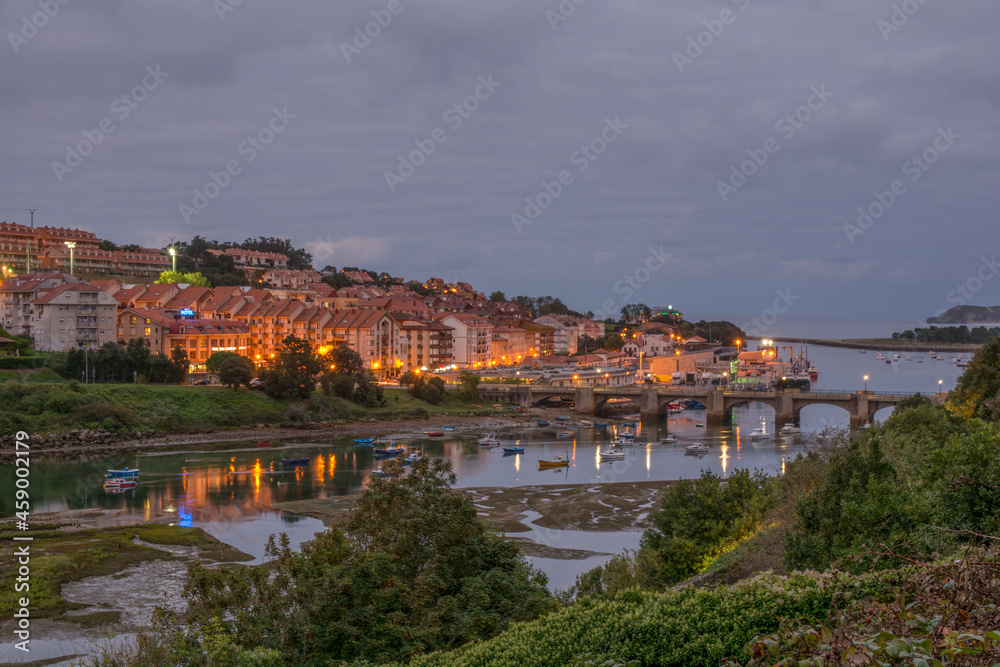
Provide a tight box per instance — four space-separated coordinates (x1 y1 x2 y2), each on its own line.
396 316 454 370
164 319 252 369
30 283 119 351
437 313 493 368
534 314 604 354
116 308 175 354
207 248 289 269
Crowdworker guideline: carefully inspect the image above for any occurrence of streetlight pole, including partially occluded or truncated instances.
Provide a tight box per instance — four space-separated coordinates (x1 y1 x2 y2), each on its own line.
168 247 177 273
938 379 943 395
863 375 869 393
64 241 76 275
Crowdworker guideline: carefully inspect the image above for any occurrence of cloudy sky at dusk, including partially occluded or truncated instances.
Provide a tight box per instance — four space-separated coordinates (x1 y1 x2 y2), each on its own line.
2 0 998 329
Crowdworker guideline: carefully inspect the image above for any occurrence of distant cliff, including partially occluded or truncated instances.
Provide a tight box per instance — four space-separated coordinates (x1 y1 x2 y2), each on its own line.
927 305 1000 324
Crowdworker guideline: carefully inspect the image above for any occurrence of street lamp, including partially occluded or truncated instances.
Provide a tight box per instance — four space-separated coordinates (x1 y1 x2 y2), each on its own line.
938 379 943 395
863 375 869 393
64 241 76 275
168 247 177 272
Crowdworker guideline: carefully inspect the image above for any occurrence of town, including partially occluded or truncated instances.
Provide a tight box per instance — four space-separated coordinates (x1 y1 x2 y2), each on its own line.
0 220 773 388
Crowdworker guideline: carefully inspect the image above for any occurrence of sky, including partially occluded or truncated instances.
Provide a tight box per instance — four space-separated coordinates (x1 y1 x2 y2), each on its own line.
2 0 998 330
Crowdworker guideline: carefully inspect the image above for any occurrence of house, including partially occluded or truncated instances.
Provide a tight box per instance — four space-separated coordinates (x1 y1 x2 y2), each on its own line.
437 313 493 368
396 315 454 371
116 308 176 355
29 282 119 351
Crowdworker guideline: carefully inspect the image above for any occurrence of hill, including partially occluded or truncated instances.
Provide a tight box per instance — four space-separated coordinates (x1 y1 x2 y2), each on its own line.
927 304 1000 323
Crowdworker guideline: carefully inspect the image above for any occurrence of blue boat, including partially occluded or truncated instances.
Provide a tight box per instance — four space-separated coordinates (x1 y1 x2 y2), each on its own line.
354 438 375 445
371 467 391 479
623 421 636 427
537 420 549 426
442 426 456 431
555 416 569 421
281 458 310 466
502 447 524 454
593 423 608 429
374 447 405 457
107 467 139 478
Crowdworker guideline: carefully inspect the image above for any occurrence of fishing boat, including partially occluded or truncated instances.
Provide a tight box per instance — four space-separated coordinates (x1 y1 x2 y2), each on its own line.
780 424 801 435
106 467 139 478
502 446 524 454
371 467 392 479
404 450 423 464
353 438 375 445
537 420 549 427
618 431 635 439
659 435 678 444
257 442 274 448
104 479 137 489
611 438 635 447
599 449 625 461
281 457 310 466
746 426 771 440
425 432 444 437
685 444 709 453
478 434 500 446
556 431 573 438
538 456 570 468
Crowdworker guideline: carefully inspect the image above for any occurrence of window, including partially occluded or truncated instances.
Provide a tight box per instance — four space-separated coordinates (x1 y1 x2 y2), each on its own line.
130 316 136 324
144 327 151 336
59 318 64 323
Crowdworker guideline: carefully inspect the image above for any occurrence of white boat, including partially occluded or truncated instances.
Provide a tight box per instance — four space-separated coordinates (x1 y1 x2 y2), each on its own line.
875 352 886 360
746 426 771 440
478 435 500 446
904 356 911 361
957 361 968 368
404 450 423 464
611 438 635 447
857 349 866 354
599 449 625 461
892 354 900 361
685 444 709 453
780 424 801 434
659 435 678 444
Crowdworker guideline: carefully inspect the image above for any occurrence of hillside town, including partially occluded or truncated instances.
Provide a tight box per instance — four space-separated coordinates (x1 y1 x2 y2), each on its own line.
0 223 746 385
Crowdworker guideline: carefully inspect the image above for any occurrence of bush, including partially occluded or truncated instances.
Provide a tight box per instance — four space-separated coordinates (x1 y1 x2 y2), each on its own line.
0 356 44 369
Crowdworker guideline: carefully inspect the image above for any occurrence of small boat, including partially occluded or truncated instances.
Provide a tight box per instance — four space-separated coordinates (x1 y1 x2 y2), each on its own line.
555 416 569 421
599 449 625 461
659 435 677 444
443 426 456 431
556 431 573 438
875 352 886 360
478 434 500 446
537 420 549 427
780 424 801 434
371 467 392 479
592 423 608 429
538 456 570 468
618 432 635 439
746 426 771 440
502 446 524 454
695 423 705 428
611 438 635 447
354 438 375 445
857 349 867 354
904 356 911 361
957 361 968 368
281 458 310 466
685 444 709 453
580 420 593 426
623 421 636 427
374 446 406 457
404 451 423 464
893 354 900 361
106 468 139 478
863 421 871 429
257 442 274 448
425 432 444 437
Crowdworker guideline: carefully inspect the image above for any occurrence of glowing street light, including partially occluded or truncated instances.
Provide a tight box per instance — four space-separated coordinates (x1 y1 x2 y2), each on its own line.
64 241 76 275
863 375 869 393
168 247 177 272
938 379 943 394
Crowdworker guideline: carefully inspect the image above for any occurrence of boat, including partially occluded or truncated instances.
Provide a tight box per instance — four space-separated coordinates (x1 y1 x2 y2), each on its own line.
623 421 636 427
442 426 455 430
857 349 867 354
957 361 968 368
404 450 423 464
106 468 139 478
538 456 570 468
780 424 801 434
746 426 771 440
281 458 310 466
875 352 886 360
371 467 392 479
685 444 709 453
374 446 405 457
556 431 573 438
863 421 871 429
257 442 274 448
610 438 635 447
904 356 911 361
893 354 900 361
353 438 375 445
502 446 524 454
555 416 569 421
478 434 500 446
592 423 608 429
659 435 678 444
537 420 549 427
695 423 705 428
425 432 444 437
808 363 819 380
580 420 593 426
599 449 625 461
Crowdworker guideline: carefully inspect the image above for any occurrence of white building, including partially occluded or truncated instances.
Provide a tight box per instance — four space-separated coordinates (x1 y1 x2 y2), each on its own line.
438 313 493 368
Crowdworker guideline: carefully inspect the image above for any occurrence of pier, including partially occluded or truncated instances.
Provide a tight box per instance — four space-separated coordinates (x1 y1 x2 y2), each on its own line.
478 385 917 428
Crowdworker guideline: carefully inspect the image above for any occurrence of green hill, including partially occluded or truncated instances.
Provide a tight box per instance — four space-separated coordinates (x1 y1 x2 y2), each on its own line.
927 304 1000 323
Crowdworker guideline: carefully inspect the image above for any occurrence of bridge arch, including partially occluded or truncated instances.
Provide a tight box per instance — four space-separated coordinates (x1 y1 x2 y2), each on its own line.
797 403 850 430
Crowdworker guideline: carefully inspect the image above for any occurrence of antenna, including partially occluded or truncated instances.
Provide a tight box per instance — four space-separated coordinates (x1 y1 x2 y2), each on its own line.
28 209 35 228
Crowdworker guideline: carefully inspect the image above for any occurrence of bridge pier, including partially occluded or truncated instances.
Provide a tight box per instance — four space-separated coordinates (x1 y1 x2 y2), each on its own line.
705 389 727 423
850 394 871 429
640 387 660 422
775 392 794 425
575 387 596 416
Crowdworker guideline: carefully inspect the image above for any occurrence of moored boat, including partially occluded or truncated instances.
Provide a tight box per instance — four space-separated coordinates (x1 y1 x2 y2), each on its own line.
257 442 273 448
281 457 310 466
374 446 405 457
478 434 500 446
685 444 709 453
425 432 444 437
599 449 625 461
780 423 801 435
659 435 678 444
503 446 524 454
353 438 375 445
538 456 570 468
404 450 423 464
611 438 635 447
106 467 139 478
537 420 549 427
746 426 771 440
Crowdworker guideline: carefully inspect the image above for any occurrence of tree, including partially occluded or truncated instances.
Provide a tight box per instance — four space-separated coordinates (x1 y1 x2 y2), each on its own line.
169 347 189 383
318 344 379 405
262 336 321 399
205 351 240 373
457 370 480 400
219 356 254 390
488 290 507 302
949 337 1000 421
183 458 555 664
155 270 210 287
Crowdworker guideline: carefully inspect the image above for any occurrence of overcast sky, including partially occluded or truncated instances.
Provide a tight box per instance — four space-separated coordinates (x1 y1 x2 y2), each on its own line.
2 0 998 328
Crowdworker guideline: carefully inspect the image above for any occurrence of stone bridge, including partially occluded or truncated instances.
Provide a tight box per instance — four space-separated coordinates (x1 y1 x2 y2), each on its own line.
477 384 916 428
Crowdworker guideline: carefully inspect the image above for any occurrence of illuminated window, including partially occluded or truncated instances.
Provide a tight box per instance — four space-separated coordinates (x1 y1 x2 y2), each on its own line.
144 327 151 336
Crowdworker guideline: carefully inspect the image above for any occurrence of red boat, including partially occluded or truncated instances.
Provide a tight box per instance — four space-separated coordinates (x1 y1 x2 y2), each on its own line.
425 432 444 437
257 442 274 448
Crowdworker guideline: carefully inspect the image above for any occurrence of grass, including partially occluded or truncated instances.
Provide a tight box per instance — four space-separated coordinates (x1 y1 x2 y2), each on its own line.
0 523 250 620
